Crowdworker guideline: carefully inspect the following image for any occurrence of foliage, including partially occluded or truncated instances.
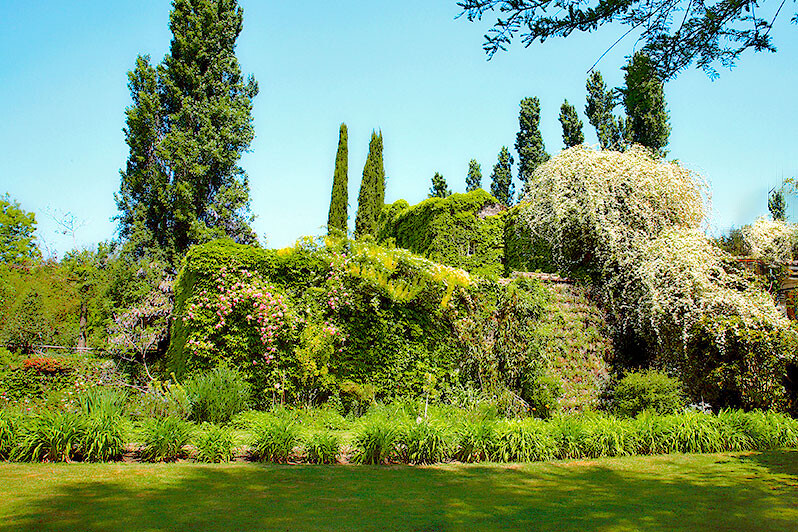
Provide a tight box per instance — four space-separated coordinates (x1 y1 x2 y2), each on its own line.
398 418 454 464
489 146 515 207
0 194 39 264
185 364 251 424
116 0 258 262
515 97 549 194
558 100 584 148
743 217 797 267
769 187 787 221
465 159 482 192
193 423 235 463
612 370 684 417
79 413 126 462
134 380 191 420
139 417 193 462
0 409 19 459
15 410 84 462
455 418 498 462
621 52 670 156
250 417 300 463
519 146 797 409
379 190 505 277
352 418 399 464
303 431 340 464
355 131 385 238
584 70 625 151
457 0 796 79
428 172 452 198
493 418 557 462
328 123 349 235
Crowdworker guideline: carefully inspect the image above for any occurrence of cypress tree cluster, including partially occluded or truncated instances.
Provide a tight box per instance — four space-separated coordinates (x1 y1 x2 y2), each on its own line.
620 52 670 156
559 100 585 148
327 123 349 235
490 146 515 207
428 172 452 198
585 70 625 151
515 97 549 194
354 131 385 238
465 159 482 192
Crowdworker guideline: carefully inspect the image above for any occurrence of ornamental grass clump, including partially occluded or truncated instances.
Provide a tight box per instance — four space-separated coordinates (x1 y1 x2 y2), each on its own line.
0 409 19 460
303 431 340 464
398 418 455 464
549 414 638 459
194 424 235 463
352 419 399 465
520 146 797 409
79 414 126 462
455 418 499 462
139 417 193 462
15 410 84 462
493 419 556 462
250 417 300 463
186 364 250 424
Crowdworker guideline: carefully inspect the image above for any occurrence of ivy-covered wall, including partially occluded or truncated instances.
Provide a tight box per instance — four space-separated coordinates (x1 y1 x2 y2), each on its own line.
503 204 558 276
378 190 506 278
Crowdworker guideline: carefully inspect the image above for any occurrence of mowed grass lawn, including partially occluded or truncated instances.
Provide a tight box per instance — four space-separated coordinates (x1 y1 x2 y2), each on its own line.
1 451 797 532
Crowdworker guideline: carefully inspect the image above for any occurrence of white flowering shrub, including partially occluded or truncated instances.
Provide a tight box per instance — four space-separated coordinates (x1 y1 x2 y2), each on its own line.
743 217 798 266
519 146 797 410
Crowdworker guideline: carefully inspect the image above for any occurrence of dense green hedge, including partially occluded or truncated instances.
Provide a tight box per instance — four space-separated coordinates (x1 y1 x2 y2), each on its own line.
378 190 505 278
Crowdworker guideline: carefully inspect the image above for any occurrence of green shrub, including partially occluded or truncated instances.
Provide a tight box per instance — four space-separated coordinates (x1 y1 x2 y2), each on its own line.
494 419 556 462
136 381 191 420
455 418 498 462
352 419 399 464
399 419 454 464
250 418 300 463
186 365 250 424
15 410 84 462
194 424 235 463
613 370 684 417
0 409 19 460
139 417 193 462
78 387 127 419
303 431 340 464
79 414 126 462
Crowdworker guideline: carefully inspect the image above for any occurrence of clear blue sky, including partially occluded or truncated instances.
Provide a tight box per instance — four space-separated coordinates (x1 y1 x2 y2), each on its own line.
1 1 796 257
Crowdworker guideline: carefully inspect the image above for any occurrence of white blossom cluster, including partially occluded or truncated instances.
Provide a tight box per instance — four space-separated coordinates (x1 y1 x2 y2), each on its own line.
743 217 798 267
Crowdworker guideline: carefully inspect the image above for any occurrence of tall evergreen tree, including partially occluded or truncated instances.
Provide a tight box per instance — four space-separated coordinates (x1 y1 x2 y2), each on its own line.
515 97 549 193
354 131 385 238
620 52 670 156
327 123 349 235
585 70 625 151
428 172 452 198
559 100 585 148
116 0 258 262
465 159 482 192
490 146 515 207
769 188 787 221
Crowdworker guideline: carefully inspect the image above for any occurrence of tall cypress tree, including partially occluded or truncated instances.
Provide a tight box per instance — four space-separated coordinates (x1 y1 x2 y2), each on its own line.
559 100 585 148
585 70 625 151
355 131 384 238
490 146 515 207
327 123 348 235
620 52 670 156
428 172 452 198
465 159 482 192
515 97 549 193
116 0 258 262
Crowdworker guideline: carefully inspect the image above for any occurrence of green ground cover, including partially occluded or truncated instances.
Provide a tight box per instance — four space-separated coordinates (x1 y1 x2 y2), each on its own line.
1 450 797 531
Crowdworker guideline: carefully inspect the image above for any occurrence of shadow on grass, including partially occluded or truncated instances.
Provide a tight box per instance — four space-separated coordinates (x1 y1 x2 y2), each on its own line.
2 452 798 532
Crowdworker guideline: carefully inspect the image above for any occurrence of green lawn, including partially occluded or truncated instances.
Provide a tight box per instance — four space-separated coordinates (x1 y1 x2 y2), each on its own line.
1 451 797 532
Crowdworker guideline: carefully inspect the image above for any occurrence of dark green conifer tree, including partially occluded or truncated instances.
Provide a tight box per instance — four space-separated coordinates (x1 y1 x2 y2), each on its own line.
465 159 482 192
769 188 787 221
585 70 625 151
620 52 670 156
515 97 549 193
116 0 258 262
559 100 585 148
355 131 384 238
490 146 515 207
428 172 452 198
327 123 349 235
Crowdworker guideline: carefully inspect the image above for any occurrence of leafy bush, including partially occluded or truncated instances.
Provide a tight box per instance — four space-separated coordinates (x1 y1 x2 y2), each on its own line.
303 431 340 464
79 414 126 462
15 410 84 462
250 417 300 463
494 419 556 462
352 419 399 464
139 417 193 462
398 419 454 464
186 365 250 424
613 370 684 417
135 381 190 420
194 424 235 463
455 418 498 462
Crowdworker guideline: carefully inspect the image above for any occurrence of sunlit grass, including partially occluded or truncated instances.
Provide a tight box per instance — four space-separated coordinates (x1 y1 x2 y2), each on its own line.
1 450 797 531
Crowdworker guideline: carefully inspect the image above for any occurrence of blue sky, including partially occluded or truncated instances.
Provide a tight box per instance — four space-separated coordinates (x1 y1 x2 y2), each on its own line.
1 1 796 257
